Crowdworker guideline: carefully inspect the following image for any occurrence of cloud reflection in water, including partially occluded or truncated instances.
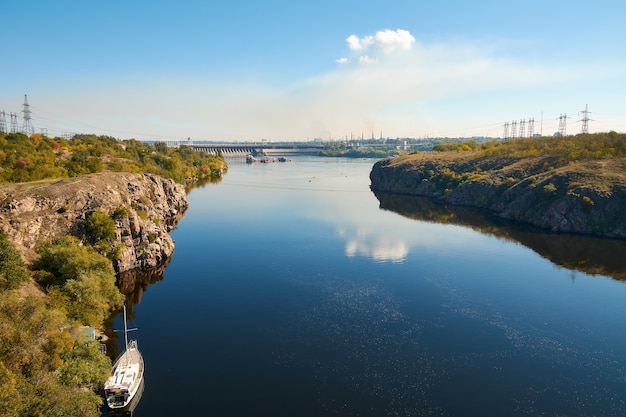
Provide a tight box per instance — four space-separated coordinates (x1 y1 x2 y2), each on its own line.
338 227 409 263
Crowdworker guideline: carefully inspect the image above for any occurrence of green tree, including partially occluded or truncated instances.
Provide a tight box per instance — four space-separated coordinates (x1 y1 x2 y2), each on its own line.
86 209 116 247
0 361 20 417
0 293 73 377
154 141 168 154
13 361 103 417
35 236 124 326
59 339 111 388
0 232 29 290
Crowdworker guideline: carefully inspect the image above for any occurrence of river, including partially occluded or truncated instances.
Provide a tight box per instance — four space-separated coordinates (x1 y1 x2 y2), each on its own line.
106 156 626 417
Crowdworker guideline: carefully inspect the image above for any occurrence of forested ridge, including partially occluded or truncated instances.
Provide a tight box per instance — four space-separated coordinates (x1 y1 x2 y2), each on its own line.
0 133 224 416
0 132 226 185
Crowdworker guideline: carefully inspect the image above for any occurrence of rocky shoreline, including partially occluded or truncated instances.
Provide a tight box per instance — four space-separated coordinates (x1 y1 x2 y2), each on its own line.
370 153 626 239
0 172 188 272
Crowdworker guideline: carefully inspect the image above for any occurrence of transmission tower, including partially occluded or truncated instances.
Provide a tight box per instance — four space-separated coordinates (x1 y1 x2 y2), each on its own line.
578 104 592 134
503 121 510 139
528 118 535 138
0 111 6 134
557 114 567 136
10 113 18 133
511 120 518 138
519 119 526 138
21 94 34 136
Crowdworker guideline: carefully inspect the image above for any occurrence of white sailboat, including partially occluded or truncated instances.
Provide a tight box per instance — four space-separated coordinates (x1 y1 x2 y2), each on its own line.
104 306 144 409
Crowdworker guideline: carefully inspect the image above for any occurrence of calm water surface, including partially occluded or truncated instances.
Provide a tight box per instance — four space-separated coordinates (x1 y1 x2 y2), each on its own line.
109 157 626 417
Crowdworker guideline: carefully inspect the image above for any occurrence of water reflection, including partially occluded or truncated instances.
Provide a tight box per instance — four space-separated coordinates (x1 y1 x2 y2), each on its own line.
104 265 167 371
374 190 626 280
339 226 409 262
117 262 169 306
184 173 224 193
102 267 160 417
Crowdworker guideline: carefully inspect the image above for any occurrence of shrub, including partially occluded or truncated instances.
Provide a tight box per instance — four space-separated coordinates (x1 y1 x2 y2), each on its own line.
86 210 116 244
112 205 131 219
35 236 124 326
582 195 594 206
0 233 29 290
57 202 73 213
543 183 557 194
0 291 107 417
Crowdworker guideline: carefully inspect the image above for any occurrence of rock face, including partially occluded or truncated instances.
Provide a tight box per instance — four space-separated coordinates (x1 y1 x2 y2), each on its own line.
370 154 626 239
0 172 188 272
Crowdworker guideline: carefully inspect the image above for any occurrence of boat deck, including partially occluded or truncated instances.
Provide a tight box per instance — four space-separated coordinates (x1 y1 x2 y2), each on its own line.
105 341 144 408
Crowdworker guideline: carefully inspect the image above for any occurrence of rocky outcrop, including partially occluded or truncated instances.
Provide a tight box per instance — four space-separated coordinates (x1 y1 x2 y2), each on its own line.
370 154 626 239
0 172 188 272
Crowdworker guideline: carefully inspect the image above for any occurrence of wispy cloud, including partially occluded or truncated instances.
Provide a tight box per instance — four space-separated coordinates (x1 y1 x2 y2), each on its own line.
284 30 580 138
358 55 378 65
30 29 588 141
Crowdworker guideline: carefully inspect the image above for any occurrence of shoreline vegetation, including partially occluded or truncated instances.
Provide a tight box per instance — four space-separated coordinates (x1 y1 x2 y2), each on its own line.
0 132 226 417
370 131 626 239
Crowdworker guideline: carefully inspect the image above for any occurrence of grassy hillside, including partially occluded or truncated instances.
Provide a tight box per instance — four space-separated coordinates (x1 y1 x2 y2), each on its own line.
381 132 626 192
371 132 626 238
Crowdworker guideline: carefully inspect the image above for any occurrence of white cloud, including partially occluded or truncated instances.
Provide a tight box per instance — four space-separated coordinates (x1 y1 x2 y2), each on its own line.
373 29 415 52
336 57 348 64
347 29 416 54
346 34 366 51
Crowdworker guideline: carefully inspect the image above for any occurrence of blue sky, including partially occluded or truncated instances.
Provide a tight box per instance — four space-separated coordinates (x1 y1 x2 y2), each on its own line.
2 0 625 141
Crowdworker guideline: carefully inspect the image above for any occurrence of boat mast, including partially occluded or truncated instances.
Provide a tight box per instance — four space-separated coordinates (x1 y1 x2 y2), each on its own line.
123 305 129 348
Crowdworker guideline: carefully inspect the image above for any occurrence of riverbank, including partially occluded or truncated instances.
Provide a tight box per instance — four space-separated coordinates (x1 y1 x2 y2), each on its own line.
370 134 626 239
0 171 188 271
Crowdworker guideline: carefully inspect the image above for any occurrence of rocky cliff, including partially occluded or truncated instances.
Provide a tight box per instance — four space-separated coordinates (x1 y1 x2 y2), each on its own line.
0 172 188 272
370 153 626 239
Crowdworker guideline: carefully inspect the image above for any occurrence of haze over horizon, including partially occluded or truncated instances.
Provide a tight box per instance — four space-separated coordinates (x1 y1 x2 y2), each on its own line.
2 0 626 142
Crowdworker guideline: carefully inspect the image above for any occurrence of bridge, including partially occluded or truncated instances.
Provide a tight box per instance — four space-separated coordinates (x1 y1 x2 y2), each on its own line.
173 141 325 157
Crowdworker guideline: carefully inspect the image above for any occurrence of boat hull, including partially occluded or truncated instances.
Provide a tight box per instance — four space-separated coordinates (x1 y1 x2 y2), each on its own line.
104 340 144 409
